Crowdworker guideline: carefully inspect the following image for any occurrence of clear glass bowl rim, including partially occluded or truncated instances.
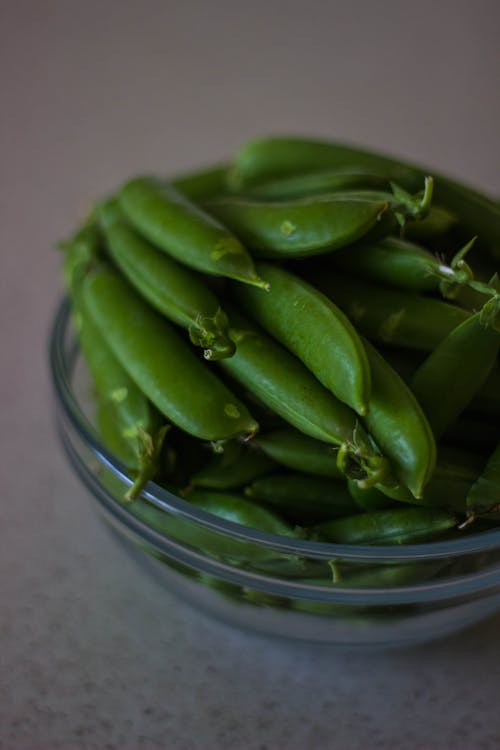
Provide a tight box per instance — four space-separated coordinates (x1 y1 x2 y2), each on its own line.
49 296 500 598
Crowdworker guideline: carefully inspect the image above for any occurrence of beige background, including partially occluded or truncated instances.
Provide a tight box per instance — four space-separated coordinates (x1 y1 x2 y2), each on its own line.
2 1 500 748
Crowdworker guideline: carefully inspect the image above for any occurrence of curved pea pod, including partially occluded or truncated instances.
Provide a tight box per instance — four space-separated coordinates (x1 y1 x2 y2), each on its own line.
234 262 371 414
403 204 458 240
230 136 500 258
361 340 436 499
245 169 389 200
228 136 416 189
374 446 484 513
96 400 168 501
330 236 475 297
347 479 398 512
309 271 470 351
291 561 445 616
204 194 391 258
245 473 359 524
181 490 302 564
467 443 500 517
116 491 298 565
63 236 168 501
411 296 500 440
98 198 235 361
218 303 393 487
118 176 268 289
254 428 343 479
171 163 230 202
188 440 277 490
313 507 457 545
82 267 259 441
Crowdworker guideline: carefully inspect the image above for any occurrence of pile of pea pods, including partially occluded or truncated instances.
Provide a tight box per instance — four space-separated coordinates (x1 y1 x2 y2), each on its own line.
61 135 500 559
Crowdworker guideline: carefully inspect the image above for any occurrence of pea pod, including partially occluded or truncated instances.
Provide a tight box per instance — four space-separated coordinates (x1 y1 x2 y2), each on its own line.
83 267 259 441
116 490 299 565
118 176 268 289
330 236 475 297
411 297 500 439
245 473 359 524
313 507 457 545
63 234 166 500
234 262 371 414
361 340 436 499
367 446 484 513
181 489 306 567
467 443 500 517
292 561 445 616
189 441 277 490
205 194 391 258
96 399 168 501
309 271 469 351
254 428 343 479
228 136 415 188
98 198 235 360
218 303 392 487
171 163 229 202
230 136 500 257
347 479 398 512
245 169 389 201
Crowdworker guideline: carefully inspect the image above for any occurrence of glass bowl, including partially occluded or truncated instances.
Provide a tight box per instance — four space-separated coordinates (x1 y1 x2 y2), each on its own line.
49 297 500 647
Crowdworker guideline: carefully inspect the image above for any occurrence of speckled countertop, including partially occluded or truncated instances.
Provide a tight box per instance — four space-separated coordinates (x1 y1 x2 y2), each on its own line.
2 2 500 748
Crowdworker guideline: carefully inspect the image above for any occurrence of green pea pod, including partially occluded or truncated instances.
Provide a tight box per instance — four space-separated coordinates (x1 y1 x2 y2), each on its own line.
347 479 398 511
98 198 235 361
330 236 475 297
254 428 343 479
309 271 469 351
245 473 359 524
204 194 391 258
361 340 436 499
234 262 371 415
292 561 445 616
228 136 415 188
82 267 259 441
467 443 500 517
411 297 500 439
178 489 305 565
403 204 458 240
171 163 230 202
63 235 167 501
96 400 168 501
230 136 500 257
374 445 484 514
244 169 389 200
218 303 393 487
118 176 268 289
116 491 297 565
313 507 457 545
189 441 277 490
318 179 434 225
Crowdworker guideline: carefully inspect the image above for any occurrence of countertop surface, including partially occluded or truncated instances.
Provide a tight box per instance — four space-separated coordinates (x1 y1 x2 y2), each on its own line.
2 1 500 748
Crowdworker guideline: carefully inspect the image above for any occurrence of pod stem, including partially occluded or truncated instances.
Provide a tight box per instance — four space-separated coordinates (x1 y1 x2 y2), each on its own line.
337 424 396 490
124 424 171 502
479 292 500 332
437 237 476 298
189 308 236 361
391 175 433 226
